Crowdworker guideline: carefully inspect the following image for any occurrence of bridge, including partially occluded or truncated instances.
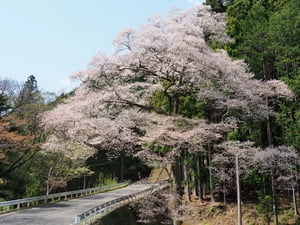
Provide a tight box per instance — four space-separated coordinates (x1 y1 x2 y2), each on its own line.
0 182 167 225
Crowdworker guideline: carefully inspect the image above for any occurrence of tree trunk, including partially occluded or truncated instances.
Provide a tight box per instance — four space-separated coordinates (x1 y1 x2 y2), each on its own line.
294 161 300 199
292 185 298 216
46 182 50 196
266 115 273 146
291 162 298 217
223 184 227 207
235 155 242 225
197 155 204 204
183 163 191 202
271 169 279 225
263 175 266 195
83 172 86 189
46 167 53 195
120 154 124 181
265 96 272 146
171 157 182 225
208 145 215 203
192 166 197 196
183 151 191 202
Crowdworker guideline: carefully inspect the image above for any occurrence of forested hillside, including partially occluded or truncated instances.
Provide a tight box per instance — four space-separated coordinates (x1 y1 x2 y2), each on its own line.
0 76 146 199
1 1 300 225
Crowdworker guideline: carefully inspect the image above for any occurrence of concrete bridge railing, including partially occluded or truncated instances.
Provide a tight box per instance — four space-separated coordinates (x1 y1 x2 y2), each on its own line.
0 181 129 212
73 182 169 225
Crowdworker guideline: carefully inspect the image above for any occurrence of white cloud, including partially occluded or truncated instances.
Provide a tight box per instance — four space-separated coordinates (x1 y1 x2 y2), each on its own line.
58 77 72 88
57 77 79 93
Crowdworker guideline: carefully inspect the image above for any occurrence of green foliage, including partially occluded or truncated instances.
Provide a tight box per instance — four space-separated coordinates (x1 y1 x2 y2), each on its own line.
25 173 43 197
227 120 266 146
227 130 239 141
94 173 117 186
151 90 207 118
256 191 273 225
223 0 300 149
226 0 300 146
178 94 207 118
268 0 300 149
0 167 38 199
243 169 264 189
151 90 170 114
146 142 170 156
276 105 300 148
227 0 273 79
268 0 300 79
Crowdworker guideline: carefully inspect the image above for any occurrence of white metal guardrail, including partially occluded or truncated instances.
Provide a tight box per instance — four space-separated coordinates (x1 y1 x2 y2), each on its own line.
73 182 169 225
0 181 129 212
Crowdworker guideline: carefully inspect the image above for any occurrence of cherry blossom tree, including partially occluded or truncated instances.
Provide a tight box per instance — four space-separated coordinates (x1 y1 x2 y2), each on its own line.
216 141 259 225
131 189 173 225
255 146 300 224
137 114 233 202
43 4 291 162
211 150 235 206
42 5 293 225
276 146 299 217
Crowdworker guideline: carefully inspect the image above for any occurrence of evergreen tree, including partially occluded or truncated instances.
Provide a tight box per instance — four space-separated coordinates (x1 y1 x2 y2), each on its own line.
205 0 232 13
0 92 10 116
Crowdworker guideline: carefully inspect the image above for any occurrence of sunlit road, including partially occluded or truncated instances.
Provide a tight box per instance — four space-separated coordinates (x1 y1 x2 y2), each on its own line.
0 183 154 225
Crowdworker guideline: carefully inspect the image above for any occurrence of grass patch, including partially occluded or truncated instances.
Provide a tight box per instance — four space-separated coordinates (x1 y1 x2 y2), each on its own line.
147 167 170 182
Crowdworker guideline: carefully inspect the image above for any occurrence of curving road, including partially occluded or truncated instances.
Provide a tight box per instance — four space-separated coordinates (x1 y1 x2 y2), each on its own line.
0 183 155 225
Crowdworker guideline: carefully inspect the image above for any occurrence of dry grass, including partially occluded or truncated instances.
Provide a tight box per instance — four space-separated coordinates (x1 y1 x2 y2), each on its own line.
147 167 170 182
147 168 298 225
181 196 297 225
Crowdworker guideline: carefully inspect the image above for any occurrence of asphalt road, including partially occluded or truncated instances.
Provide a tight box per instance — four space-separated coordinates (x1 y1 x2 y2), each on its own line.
0 183 155 225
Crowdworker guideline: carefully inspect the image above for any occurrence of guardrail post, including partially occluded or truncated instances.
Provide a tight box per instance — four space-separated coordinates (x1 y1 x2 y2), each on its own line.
94 208 97 219
74 215 81 224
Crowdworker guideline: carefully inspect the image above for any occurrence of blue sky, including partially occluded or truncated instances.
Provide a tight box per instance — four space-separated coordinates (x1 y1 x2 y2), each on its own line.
0 0 204 94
